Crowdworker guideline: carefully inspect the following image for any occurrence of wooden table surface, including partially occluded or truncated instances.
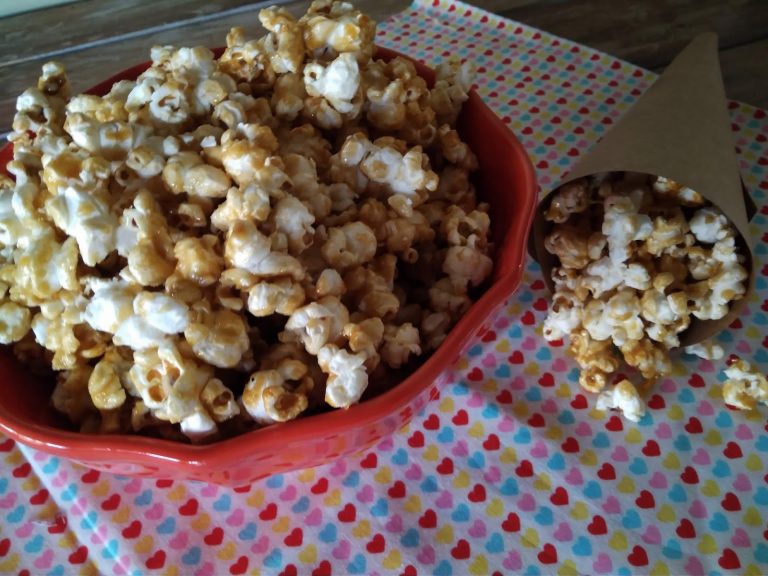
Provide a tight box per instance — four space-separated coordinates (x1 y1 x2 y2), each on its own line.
1 0 766 138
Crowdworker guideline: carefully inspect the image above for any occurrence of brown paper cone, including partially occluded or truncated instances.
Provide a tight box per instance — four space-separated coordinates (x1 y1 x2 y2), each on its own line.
530 32 755 346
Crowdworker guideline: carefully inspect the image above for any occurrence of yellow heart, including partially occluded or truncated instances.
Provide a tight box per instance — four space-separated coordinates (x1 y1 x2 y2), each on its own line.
468 422 485 438
134 535 154 554
469 555 489 576
650 560 670 576
246 490 265 508
533 473 551 491
708 386 722 400
324 489 341 507
521 528 539 548
495 340 510 353
508 303 522 315
579 450 597 466
698 534 717 554
299 544 317 565
92 480 110 498
79 564 100 576
666 405 684 421
439 397 455 412
250 569 262 576
217 541 237 561
480 378 497 394
5 451 22 465
353 520 371 538
163 566 179 576
704 429 722 446
587 408 605 420
662 453 680 470
0 554 19 574
701 480 720 497
192 512 211 531
745 409 764 422
743 506 762 526
617 476 635 493
21 476 39 491
656 504 676 523
486 498 504 517
746 454 763 472
453 470 471 489
456 358 469 370
570 502 588 521
513 402 530 418
404 495 421 514
556 383 572 398
524 363 540 377
273 516 290 533
423 445 439 462
670 363 687 377
558 559 578 576
168 483 187 502
382 550 402 571
745 325 760 338
624 428 642 444
374 467 392 484
112 505 130 524
608 531 628 551
500 447 517 464
436 524 454 544
58 531 77 549
297 469 315 483
546 426 564 441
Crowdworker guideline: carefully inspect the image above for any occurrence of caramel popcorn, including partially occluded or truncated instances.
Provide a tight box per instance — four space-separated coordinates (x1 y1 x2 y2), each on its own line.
543 172 749 419
0 1 492 442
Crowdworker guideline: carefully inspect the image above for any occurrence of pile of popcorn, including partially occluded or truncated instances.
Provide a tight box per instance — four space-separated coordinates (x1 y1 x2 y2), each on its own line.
542 171 749 421
0 1 493 441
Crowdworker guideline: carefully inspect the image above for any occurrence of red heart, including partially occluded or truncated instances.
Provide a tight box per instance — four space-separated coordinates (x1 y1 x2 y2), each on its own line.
550 487 569 506
230 556 249 575
567 148 580 157
521 311 535 325
284 528 304 547
588 515 607 535
680 467 699 484
12 463 31 478
68 546 89 565
361 454 378 469
570 395 587 410
0 438 14 452
0 538 10 557
684 417 703 434
676 518 696 538
366 534 385 554
468 484 486 502
312 561 332 576
561 437 580 453
483 434 500 451
258 504 277 521
408 431 424 448
338 503 356 523
233 485 251 493
48 515 68 534
536 160 550 170
597 463 615 480
647 394 666 409
531 279 545 290
419 509 437 528
179 498 199 516
627 545 648 566
481 330 497 343
81 469 100 483
527 413 545 428
718 548 741 570
101 494 121 511
508 351 524 364
311 478 328 494
452 410 469 425
437 458 454 475
30 489 49 506
515 460 534 477
122 520 142 539
605 416 623 432
204 527 224 545
730 318 743 329
388 481 406 499
422 414 440 430
538 373 554 387
502 512 520 532
280 565 298 576
723 442 743 459
642 440 660 457
533 298 548 311
496 390 513 404
538 543 558 564
635 490 655 509
721 492 741 511
145 550 166 570
688 374 705 388
468 367 484 382
451 539 471 560
402 565 417 576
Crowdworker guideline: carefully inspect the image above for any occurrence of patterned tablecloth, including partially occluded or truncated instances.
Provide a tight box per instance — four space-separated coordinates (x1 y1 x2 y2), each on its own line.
2 0 767 574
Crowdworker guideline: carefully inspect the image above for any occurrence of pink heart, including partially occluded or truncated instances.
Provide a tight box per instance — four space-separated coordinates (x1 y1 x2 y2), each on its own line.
376 437 394 452
503 551 522 571
541 398 558 413
468 519 487 538
736 341 751 354
551 358 568 372
593 553 613 574
732 473 752 492
356 486 374 504
51 470 68 488
495 317 510 329
33 549 54 570
436 490 453 509
575 422 592 436
226 509 245 527
735 424 753 440
655 423 672 439
530 441 548 458
602 496 621 515
304 508 323 527
545 150 559 161
610 446 628 462
145 502 164 520
517 493 535 512
483 466 501 484
201 484 218 498
649 472 668 489
70 497 88 517
90 524 109 545
33 451 48 462
511 377 526 390
123 478 142 494
522 337 537 351
405 464 423 481
732 527 751 548
659 379 676 393
482 354 497 368
333 540 351 560
169 530 189 550
417 545 436 565
0 493 17 509
531 118 543 128
113 556 130 576
688 499 708 519
467 391 483 407
697 401 714 416
14 521 32 538
553 522 573 541
386 514 403 533
697 359 714 373
195 562 215 576
642 525 661 545
692 448 710 466
684 556 705 576
452 440 469 457
498 416 515 432
250 536 269 555
279 485 297 501
565 467 583 486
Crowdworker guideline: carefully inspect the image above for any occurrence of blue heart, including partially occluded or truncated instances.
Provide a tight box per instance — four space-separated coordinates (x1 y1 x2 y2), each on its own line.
524 388 542 402
213 494 231 512
347 554 367 575
757 277 768 290
318 523 337 544
673 435 691 452
80 511 98 531
435 560 453 576
668 484 687 503
264 549 283 569
42 458 59 474
755 543 768 564
755 487 768 506
61 483 78 502
513 428 532 444
709 512 729 532
717 330 733 343
572 536 592 556
756 436 768 452
437 427 454 443
0 478 7 495
756 349 768 363
48 566 66 576
508 325 523 339
713 460 732 478
677 389 695 404
371 498 388 517
266 474 284 489
486 532 504 554
715 412 733 428
7 505 24 523
453 383 469 396
629 458 647 475
391 449 408 466
468 452 486 469
238 522 257 541
616 569 632 576
755 313 768 326
557 411 575 425
135 490 152 506
500 478 519 496
452 504 470 522
24 535 43 554
342 473 359 488
583 481 602 499
157 517 176 534
536 348 551 361
420 476 438 493
534 506 553 526
468 344 483 357
592 432 610 448
182 547 201 566
495 365 511 378
400 528 420 548
482 404 500 419
518 291 533 303
567 368 580 383
524 565 541 576
101 540 119 560
547 454 565 471
292 496 309 514
622 510 642 529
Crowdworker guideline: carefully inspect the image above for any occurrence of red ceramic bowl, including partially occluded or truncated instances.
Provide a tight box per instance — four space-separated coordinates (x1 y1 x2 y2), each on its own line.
0 47 536 485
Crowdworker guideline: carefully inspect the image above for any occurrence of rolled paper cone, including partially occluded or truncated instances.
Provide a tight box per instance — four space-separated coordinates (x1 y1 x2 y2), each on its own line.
530 32 755 345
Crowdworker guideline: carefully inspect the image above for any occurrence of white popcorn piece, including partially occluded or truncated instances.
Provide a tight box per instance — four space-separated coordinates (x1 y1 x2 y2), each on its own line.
282 295 349 355
689 207 732 244
318 344 368 408
83 278 139 334
133 292 189 334
684 340 724 360
113 316 168 350
722 359 768 410
0 301 32 344
543 291 582 342
305 53 360 114
242 360 311 425
596 379 646 422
